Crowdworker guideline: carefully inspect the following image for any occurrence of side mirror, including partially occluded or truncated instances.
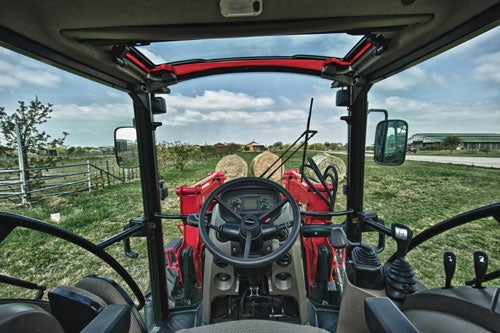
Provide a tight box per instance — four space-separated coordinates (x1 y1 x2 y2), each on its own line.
114 127 139 168
374 120 408 166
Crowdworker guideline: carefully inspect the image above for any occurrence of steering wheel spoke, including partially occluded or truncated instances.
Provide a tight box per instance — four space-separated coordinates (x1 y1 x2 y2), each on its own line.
213 195 242 221
243 232 253 259
259 198 288 223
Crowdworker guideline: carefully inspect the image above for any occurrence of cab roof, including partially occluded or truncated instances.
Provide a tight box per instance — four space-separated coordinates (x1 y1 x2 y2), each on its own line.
1 0 498 92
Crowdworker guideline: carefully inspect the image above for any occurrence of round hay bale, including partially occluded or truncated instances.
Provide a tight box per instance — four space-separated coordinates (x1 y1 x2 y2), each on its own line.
215 154 248 181
305 153 346 183
249 151 284 182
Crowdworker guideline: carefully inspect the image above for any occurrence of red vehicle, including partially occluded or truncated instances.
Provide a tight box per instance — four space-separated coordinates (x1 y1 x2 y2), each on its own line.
406 146 417 153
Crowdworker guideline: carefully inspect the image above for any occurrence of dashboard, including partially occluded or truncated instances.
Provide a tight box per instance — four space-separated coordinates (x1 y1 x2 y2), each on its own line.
220 189 280 220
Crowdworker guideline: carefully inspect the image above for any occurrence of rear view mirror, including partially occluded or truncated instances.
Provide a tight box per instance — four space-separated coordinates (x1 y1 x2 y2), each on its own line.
115 127 139 168
374 120 408 166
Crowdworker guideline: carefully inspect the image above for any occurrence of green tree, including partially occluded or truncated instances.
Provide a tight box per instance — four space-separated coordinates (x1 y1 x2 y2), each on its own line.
273 141 283 150
0 97 69 193
443 135 462 153
308 142 326 151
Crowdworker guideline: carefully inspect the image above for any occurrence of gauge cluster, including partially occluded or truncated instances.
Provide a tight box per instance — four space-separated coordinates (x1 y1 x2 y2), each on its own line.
221 189 279 219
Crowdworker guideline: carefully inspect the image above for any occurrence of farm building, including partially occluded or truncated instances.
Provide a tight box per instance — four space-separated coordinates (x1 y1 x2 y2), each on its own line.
246 140 266 152
408 133 500 151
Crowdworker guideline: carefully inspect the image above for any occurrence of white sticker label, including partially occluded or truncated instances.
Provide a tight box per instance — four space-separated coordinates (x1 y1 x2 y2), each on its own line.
395 227 407 240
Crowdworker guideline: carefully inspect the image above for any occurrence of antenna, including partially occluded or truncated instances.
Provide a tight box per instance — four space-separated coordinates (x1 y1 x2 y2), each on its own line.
260 98 317 179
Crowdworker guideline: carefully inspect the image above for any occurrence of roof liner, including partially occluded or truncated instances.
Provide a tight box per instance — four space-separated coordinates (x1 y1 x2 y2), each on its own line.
61 15 432 43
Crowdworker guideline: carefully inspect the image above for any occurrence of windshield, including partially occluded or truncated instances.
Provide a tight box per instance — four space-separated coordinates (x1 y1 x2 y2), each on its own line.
0 27 498 300
136 33 361 64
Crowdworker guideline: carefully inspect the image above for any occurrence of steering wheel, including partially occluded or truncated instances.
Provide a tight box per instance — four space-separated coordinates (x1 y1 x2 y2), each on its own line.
198 177 300 268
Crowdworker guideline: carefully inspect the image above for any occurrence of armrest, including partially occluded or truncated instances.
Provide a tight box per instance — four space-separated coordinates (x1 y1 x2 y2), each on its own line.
81 304 130 333
364 297 419 333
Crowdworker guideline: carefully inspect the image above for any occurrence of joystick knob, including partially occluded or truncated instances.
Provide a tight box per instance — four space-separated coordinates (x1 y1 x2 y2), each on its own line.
443 252 456 288
473 251 488 288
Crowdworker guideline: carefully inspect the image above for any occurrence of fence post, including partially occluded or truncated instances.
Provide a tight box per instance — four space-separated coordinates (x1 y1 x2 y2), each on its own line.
106 161 111 186
15 119 28 204
87 160 92 192
94 169 99 190
100 169 104 188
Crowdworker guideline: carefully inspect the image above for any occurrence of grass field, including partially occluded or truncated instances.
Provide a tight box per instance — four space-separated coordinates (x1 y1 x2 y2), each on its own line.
0 151 498 301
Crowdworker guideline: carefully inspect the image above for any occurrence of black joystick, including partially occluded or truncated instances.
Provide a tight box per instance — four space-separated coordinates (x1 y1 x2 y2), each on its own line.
473 251 488 288
383 223 417 301
392 223 413 258
443 251 456 288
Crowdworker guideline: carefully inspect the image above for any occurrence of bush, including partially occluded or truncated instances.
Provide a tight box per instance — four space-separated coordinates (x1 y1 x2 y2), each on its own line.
157 141 200 171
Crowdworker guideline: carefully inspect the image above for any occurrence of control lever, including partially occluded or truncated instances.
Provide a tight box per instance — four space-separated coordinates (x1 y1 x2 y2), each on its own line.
330 227 372 251
330 228 348 249
443 251 456 288
122 219 145 259
473 251 488 288
391 223 413 258
384 223 417 300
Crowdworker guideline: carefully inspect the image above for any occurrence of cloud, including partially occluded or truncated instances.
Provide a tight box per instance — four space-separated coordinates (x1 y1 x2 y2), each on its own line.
156 88 346 145
367 93 500 135
45 102 134 146
472 51 500 84
376 67 428 91
0 49 62 90
167 90 275 111
442 26 500 58
0 73 20 89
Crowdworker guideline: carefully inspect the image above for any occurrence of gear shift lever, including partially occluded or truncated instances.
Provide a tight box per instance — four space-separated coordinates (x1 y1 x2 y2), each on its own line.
473 251 488 288
392 223 413 258
443 252 456 288
384 223 417 301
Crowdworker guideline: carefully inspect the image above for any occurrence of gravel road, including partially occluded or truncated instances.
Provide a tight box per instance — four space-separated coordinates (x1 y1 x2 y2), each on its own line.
405 155 500 168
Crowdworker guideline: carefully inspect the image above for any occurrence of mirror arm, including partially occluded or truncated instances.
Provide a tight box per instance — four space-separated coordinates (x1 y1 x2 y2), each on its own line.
367 108 388 121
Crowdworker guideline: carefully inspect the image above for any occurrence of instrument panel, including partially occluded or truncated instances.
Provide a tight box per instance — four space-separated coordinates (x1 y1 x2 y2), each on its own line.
227 193 275 212
221 189 280 219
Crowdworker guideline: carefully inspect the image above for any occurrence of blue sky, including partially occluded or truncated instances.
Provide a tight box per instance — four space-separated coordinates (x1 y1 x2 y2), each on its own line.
0 27 498 148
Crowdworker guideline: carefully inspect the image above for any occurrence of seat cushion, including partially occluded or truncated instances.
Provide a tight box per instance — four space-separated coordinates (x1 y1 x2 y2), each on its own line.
176 319 330 333
0 303 64 333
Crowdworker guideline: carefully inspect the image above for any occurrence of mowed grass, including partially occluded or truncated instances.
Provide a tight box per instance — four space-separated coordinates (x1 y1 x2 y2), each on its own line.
0 152 498 301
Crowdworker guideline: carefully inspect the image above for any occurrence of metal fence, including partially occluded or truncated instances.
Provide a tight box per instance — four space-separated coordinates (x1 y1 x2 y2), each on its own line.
0 161 137 205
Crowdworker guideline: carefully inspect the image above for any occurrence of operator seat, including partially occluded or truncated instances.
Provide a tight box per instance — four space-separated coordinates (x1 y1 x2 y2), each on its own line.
75 275 147 333
0 303 64 333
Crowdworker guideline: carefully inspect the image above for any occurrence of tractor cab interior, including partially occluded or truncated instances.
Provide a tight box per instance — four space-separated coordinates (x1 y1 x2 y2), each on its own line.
0 1 499 332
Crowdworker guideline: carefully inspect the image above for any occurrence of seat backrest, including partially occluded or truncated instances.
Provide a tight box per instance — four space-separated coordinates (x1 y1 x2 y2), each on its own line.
49 285 107 333
0 303 64 333
75 275 147 333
